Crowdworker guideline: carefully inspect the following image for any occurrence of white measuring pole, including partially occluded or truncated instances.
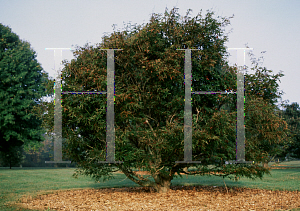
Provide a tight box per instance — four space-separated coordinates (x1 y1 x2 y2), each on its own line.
45 48 123 164
227 48 253 163
45 48 72 164
175 47 254 165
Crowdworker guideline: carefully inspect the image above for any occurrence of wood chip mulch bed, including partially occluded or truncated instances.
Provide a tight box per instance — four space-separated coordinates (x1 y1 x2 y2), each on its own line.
14 167 300 211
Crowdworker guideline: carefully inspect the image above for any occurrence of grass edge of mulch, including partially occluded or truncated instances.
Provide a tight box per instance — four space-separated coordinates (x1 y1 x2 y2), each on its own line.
3 161 300 211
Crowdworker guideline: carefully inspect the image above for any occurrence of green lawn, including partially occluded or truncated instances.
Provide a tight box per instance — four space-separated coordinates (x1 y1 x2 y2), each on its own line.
1 161 300 211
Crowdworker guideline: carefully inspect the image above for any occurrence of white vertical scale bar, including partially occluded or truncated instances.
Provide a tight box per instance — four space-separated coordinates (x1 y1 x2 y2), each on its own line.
106 49 116 163
236 67 245 162
54 49 62 163
184 48 192 162
97 49 123 164
176 47 254 165
228 48 253 163
175 48 201 164
46 48 123 164
45 48 71 164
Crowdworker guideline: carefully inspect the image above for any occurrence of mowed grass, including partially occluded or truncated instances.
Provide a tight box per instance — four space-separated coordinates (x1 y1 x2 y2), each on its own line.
0 161 300 211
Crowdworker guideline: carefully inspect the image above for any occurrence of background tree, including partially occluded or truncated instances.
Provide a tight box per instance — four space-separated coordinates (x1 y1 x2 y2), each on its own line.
0 23 51 164
20 127 77 167
41 7 289 193
276 102 300 160
22 71 78 167
21 128 52 167
0 145 25 168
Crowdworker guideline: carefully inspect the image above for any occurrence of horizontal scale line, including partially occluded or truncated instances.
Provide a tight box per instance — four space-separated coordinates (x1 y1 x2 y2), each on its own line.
192 91 237 94
61 91 107 94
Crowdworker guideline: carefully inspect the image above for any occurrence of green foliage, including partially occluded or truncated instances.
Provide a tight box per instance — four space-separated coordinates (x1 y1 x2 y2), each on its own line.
0 145 25 168
21 129 54 167
276 102 300 159
40 7 289 192
0 23 51 157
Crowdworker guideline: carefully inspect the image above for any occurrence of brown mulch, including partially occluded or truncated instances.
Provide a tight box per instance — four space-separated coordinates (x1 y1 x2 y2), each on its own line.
14 169 300 211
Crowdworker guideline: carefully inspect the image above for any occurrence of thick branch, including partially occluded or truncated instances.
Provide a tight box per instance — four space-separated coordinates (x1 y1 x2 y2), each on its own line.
116 164 155 188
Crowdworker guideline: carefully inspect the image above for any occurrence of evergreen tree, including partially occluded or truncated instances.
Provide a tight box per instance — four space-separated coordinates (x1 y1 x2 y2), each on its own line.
276 102 300 160
0 144 25 168
0 23 51 166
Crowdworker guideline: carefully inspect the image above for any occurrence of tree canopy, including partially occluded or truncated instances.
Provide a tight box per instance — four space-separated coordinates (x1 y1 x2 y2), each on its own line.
0 23 51 167
276 102 300 160
41 7 289 193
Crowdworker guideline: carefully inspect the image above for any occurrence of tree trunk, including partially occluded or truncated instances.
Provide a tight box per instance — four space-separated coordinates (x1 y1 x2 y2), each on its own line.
117 165 174 193
183 167 188 179
262 161 270 169
183 167 188 173
151 167 175 193
152 175 172 193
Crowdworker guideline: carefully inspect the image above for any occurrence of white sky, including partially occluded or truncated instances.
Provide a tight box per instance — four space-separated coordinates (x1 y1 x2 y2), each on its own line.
1 0 299 110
